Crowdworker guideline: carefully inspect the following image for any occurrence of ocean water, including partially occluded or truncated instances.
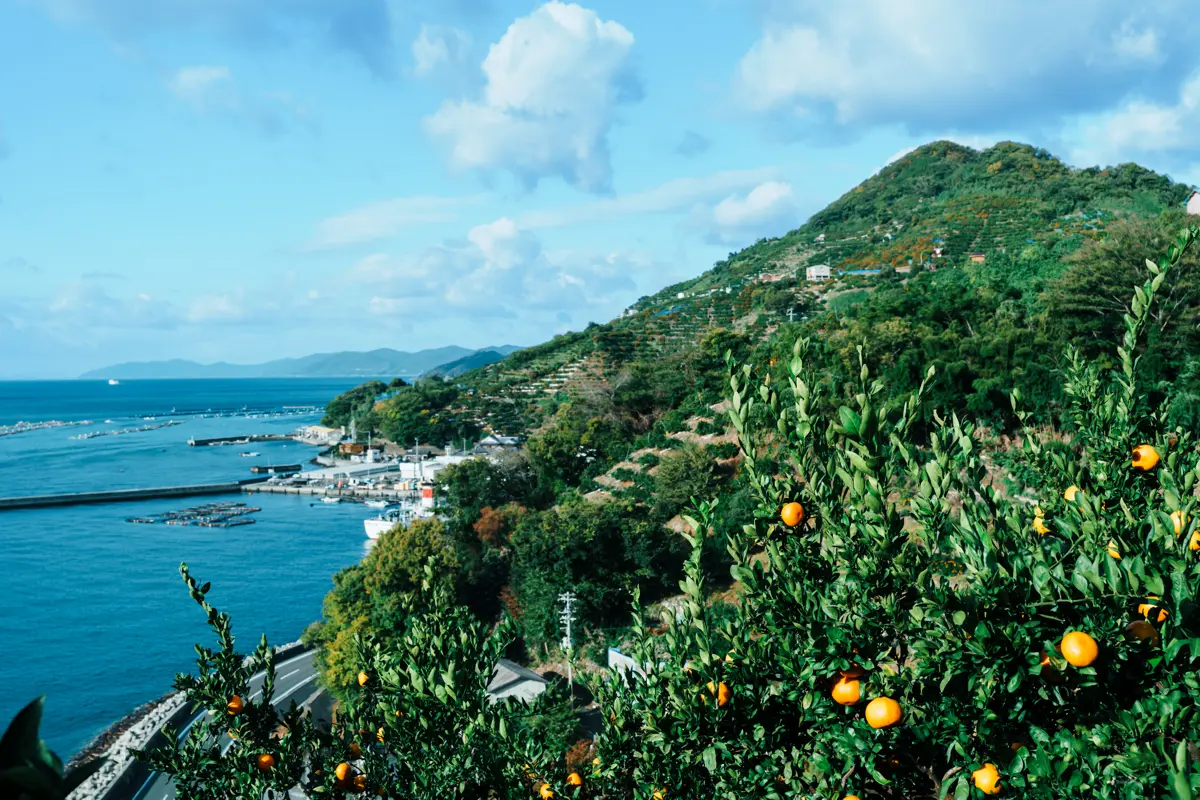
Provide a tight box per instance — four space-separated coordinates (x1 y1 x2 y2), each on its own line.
0 379 379 758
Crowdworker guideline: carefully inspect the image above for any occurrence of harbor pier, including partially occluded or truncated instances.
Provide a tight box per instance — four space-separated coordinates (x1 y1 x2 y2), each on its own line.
0 479 269 511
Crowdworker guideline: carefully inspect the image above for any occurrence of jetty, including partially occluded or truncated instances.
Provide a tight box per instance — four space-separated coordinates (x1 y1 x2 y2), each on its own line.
249 464 302 474
187 434 292 447
0 478 269 511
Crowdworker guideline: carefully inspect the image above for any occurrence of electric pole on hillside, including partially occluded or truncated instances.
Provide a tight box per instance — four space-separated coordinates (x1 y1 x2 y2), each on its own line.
558 591 577 686
786 308 797 323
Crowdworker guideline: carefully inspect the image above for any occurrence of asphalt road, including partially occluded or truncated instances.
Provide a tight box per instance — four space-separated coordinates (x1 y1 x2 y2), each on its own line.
131 649 327 800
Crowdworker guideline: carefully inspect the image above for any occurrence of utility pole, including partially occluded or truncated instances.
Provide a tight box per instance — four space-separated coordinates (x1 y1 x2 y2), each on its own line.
786 308 797 323
558 591 577 687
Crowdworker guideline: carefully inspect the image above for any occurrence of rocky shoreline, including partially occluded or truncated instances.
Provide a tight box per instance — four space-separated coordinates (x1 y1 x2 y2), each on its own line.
66 690 178 772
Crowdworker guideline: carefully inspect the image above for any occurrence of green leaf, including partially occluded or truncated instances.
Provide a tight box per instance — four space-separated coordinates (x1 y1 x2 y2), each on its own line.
702 746 717 773
0 696 47 765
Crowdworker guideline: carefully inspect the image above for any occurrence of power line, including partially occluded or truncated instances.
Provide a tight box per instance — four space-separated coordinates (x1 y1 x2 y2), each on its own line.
558 591 577 687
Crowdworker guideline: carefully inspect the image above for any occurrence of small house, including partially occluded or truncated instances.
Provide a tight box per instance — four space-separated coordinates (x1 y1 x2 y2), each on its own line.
1187 190 1200 216
806 265 831 282
815 233 826 243
968 252 986 263
487 659 548 704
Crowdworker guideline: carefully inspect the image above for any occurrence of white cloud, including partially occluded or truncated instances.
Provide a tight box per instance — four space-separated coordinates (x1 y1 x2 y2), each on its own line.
519 167 780 229
45 281 179 331
423 1 641 192
879 135 1002 173
1066 73 1200 166
187 290 247 324
352 217 642 319
168 65 231 107
412 25 472 76
692 181 800 246
306 196 478 250
165 65 311 135
735 1 1199 136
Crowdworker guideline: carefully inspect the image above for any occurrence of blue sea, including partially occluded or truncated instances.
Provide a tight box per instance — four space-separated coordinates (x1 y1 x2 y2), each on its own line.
0 379 379 758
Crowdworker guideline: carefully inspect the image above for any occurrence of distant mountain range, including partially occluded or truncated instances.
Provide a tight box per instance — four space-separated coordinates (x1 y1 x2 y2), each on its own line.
79 346 523 380
420 349 511 379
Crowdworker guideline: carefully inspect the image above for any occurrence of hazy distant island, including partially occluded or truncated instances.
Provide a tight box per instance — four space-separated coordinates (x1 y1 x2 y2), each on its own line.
79 345 523 381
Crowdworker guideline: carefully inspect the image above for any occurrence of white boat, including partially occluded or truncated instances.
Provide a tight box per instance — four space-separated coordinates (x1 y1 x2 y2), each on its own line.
107 379 120 386
364 499 390 509
322 496 342 504
239 451 260 457
365 506 416 539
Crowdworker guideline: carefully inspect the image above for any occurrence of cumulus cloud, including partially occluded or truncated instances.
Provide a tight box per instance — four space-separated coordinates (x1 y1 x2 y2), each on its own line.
423 1 641 192
351 217 642 319
306 196 479 250
165 65 312 135
518 167 780 229
31 0 400 77
735 1 1199 137
412 25 472 76
1066 73 1200 166
46 281 179 331
692 181 800 246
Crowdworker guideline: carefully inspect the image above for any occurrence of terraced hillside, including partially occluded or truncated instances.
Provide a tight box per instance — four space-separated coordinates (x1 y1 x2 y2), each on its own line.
434 140 1189 434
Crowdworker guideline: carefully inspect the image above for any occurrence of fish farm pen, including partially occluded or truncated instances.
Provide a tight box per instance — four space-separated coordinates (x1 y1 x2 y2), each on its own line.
126 501 262 528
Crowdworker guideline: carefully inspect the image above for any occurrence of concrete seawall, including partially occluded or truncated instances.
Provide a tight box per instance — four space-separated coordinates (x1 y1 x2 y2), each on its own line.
0 480 270 511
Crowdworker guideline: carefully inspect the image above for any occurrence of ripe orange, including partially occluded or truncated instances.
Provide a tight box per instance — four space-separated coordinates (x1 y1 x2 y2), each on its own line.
1063 485 1079 502
357 671 370 687
226 696 244 715
843 796 861 800
255 753 275 772
1033 508 1050 535
831 676 862 705
706 681 732 707
349 743 361 757
972 763 1001 795
1172 511 1188 535
539 784 555 799
567 772 583 786
1132 444 1160 471
1038 652 1064 684
1061 631 1099 667
335 762 352 781
841 664 864 678
864 697 902 729
376 727 385 743
1138 597 1169 623
1191 531 1200 552
780 502 805 527
353 774 368 792
652 790 666 800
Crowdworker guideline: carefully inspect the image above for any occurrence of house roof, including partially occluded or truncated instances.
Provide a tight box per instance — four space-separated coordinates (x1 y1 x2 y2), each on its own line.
487 658 549 704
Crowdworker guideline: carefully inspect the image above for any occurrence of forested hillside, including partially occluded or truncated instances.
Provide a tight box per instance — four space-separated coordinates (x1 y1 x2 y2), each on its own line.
306 140 1200 686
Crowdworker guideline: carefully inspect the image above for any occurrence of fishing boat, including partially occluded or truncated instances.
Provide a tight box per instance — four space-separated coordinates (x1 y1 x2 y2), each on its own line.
364 499 390 509
364 506 417 539
322 496 342 504
238 451 260 457
107 379 120 386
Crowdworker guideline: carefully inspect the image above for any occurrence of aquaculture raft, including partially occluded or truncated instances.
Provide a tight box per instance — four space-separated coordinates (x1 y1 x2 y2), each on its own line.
125 501 262 528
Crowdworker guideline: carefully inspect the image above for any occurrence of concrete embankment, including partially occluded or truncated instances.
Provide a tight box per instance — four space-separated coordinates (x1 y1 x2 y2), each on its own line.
68 641 309 800
0 479 270 511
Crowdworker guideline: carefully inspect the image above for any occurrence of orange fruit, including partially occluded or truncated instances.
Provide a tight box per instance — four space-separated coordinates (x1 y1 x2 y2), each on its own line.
335 762 352 781
841 664 865 678
255 753 275 772
1138 597 1169 623
1061 632 1099 667
376 727 385 743
349 743 361 757
567 772 583 786
781 502 805 527
1107 540 1121 559
706 681 732 707
1063 485 1079 503
1132 444 1160 471
652 790 666 800
1190 530 1200 552
539 784 555 799
1038 651 1064 683
972 763 1001 795
353 774 368 792
831 676 862 705
357 671 370 687
226 696 244 715
1172 511 1188 535
228 729 239 740
864 697 902 728
1033 508 1050 535
843 796 861 800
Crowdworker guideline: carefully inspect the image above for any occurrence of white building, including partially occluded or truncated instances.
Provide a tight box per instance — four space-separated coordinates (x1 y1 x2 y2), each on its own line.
806 265 832 282
299 425 344 445
487 659 548 704
1188 190 1200 216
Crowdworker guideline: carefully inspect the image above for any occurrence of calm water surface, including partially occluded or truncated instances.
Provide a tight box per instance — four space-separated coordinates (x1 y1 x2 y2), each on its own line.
0 379 379 756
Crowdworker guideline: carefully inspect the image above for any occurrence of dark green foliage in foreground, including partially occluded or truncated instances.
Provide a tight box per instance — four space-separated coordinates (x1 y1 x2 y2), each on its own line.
0 698 104 800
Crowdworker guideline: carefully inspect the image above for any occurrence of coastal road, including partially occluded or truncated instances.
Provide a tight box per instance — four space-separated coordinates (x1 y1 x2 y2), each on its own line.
129 649 329 800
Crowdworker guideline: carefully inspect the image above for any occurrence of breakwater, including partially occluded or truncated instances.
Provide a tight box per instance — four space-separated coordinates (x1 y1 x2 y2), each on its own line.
187 434 293 447
0 480 269 511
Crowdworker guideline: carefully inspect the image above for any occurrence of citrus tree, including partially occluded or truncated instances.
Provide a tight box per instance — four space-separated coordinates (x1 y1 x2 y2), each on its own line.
584 224 1200 799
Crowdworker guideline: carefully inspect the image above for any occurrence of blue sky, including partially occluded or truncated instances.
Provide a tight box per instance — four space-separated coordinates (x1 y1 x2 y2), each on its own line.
2 0 1199 378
